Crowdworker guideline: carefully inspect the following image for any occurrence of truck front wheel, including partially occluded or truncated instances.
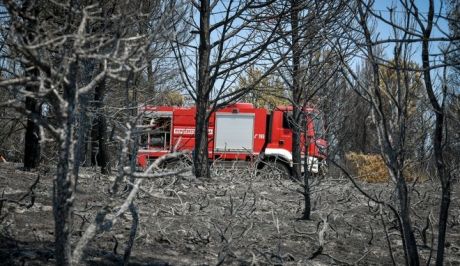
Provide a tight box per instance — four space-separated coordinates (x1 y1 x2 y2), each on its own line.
258 160 291 179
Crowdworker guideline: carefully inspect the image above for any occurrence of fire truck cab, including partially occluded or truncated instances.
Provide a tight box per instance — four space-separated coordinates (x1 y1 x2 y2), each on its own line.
137 103 327 176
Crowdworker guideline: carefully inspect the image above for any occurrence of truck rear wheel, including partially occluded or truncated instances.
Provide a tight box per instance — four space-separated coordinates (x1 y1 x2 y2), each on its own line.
160 154 193 170
258 160 291 179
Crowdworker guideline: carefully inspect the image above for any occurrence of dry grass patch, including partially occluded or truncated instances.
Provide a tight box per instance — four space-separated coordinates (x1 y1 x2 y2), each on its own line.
345 152 425 183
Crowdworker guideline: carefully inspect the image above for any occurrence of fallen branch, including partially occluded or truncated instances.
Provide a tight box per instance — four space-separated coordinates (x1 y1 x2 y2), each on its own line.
309 213 330 260
127 167 192 178
71 152 188 264
0 174 40 209
71 178 142 264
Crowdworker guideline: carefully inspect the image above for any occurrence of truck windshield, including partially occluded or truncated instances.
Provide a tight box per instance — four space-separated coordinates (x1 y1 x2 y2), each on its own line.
284 110 324 138
312 113 324 138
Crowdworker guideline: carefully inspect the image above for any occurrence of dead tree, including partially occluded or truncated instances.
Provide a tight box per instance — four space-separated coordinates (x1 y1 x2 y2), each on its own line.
23 67 41 170
414 1 454 264
270 0 347 218
345 1 458 264
172 0 288 178
0 1 181 264
290 0 302 183
91 72 110 174
21 1 41 170
334 1 421 264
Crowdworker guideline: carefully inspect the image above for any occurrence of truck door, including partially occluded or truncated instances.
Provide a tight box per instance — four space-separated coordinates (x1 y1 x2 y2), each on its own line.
279 111 293 150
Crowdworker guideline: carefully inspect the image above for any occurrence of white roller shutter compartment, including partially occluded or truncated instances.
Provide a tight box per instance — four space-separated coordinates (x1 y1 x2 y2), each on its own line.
214 113 254 152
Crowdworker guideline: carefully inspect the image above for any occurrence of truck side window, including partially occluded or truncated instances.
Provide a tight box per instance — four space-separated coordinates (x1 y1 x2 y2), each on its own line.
282 111 293 129
310 113 324 138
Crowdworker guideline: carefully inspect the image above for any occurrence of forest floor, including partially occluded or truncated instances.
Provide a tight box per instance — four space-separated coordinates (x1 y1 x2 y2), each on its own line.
0 161 459 265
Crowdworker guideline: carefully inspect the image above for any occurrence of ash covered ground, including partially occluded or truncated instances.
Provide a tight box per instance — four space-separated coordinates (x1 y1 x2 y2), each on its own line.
0 162 459 265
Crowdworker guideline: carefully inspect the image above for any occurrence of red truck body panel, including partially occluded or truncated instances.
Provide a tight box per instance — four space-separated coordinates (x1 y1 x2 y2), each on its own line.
137 103 327 172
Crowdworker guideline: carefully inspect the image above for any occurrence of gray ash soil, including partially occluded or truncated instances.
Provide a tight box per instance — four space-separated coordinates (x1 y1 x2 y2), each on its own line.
0 162 459 265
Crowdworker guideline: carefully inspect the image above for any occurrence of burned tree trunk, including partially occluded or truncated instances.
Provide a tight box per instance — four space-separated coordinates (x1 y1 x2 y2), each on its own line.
420 4 452 263
78 61 96 168
301 134 311 220
23 1 41 171
395 169 419 266
23 68 41 170
194 0 211 179
193 100 210 179
91 75 110 174
53 61 78 266
424 59 451 266
291 0 302 182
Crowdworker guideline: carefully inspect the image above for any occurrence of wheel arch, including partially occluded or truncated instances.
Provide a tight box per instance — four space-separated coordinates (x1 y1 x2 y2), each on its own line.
257 153 292 176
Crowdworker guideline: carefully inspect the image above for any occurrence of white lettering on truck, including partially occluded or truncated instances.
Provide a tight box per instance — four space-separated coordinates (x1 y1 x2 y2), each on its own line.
254 133 265 139
174 128 214 135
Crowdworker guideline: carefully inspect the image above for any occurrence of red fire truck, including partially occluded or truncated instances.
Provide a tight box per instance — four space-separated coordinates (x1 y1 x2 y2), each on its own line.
136 103 327 176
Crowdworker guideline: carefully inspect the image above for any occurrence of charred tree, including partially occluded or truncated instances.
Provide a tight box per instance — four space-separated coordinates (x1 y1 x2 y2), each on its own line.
91 75 110 174
22 2 41 171
23 67 40 170
78 60 95 168
290 0 302 183
2 1 180 265
274 0 346 219
173 1 286 179
53 61 78 265
194 0 212 178
301 123 312 220
351 3 420 264
419 1 453 264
